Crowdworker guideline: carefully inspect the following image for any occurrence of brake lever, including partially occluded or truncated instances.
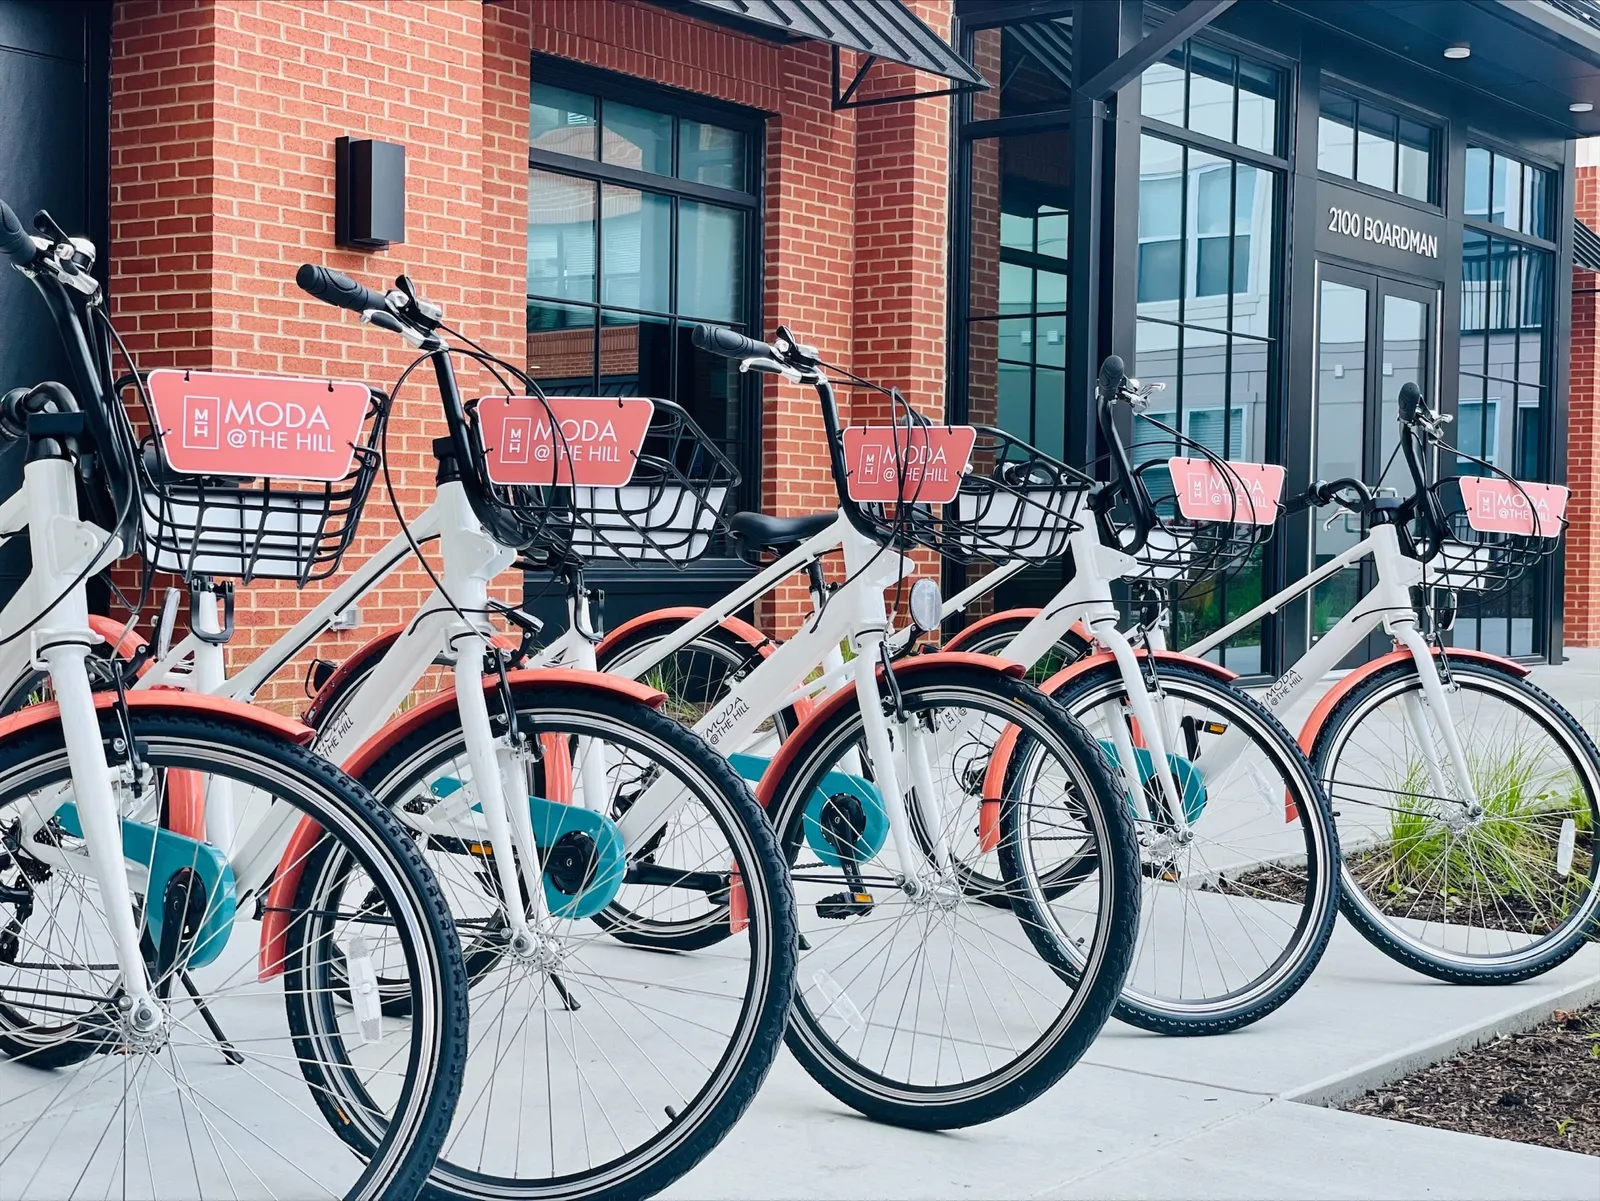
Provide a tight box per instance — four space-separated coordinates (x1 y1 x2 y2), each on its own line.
741 357 804 383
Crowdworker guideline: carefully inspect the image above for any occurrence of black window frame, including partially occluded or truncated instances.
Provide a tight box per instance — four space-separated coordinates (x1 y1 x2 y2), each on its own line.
524 54 767 530
1314 79 1443 210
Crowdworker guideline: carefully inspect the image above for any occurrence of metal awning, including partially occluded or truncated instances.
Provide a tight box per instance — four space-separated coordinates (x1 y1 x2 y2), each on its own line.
657 0 988 107
1575 217 1600 270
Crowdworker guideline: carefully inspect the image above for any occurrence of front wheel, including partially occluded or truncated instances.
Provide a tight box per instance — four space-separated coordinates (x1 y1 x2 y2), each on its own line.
1035 661 1340 1035
354 681 797 1201
765 663 1139 1129
1311 655 1600 983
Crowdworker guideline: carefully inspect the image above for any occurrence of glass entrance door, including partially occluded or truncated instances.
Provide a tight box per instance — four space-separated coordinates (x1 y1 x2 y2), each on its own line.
1311 265 1436 664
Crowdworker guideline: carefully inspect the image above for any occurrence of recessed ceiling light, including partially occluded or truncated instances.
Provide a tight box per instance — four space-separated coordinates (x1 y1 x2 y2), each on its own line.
1572 101 1594 113
1443 44 1471 59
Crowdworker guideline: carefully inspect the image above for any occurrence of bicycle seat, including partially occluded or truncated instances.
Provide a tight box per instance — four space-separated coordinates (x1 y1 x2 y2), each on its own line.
727 510 834 559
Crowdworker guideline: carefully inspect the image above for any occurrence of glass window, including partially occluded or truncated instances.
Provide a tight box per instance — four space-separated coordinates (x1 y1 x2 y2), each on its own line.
1455 224 1554 654
528 170 596 301
678 119 745 189
1318 89 1438 205
602 101 673 175
531 83 596 159
1355 105 1396 192
1468 144 1554 239
1139 37 1282 154
1318 93 1355 178
526 77 758 520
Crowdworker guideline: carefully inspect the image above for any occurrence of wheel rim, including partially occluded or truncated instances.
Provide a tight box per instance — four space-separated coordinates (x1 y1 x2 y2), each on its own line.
1323 668 1600 968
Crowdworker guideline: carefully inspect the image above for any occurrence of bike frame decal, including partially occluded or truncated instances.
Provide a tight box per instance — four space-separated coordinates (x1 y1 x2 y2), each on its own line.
146 369 370 480
476 395 653 487
841 425 975 504
1168 457 1286 524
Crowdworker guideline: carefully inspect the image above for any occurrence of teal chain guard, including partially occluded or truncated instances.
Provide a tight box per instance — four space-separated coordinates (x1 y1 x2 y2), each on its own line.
1098 742 1208 824
728 753 888 867
428 777 626 919
52 803 237 969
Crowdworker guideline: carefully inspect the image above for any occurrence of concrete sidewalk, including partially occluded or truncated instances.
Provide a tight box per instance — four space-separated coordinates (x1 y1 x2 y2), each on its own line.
669 930 1600 1200
672 649 1600 1201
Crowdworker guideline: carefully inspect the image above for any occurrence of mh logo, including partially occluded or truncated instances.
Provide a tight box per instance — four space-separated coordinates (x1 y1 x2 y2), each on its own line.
183 394 222 450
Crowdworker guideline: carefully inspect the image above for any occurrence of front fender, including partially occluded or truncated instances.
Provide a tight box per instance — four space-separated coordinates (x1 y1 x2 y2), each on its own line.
976 649 1236 851
1296 646 1531 755
260 668 664 980
752 651 1025 809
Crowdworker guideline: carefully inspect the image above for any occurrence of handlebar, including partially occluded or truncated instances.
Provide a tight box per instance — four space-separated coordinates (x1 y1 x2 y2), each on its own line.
0 201 37 267
295 263 391 315
691 324 775 362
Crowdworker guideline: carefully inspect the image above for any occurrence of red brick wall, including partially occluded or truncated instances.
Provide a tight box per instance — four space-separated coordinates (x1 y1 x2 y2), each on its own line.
1568 164 1600 647
107 0 956 697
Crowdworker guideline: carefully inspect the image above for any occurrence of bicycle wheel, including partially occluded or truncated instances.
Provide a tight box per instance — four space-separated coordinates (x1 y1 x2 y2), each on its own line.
354 681 797 1201
764 662 1138 1129
1310 653 1600 982
0 708 467 1201
1028 660 1339 1034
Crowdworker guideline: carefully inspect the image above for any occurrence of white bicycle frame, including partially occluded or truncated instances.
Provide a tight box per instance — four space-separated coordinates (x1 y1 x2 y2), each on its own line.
545 509 959 886
0 453 168 1026
1185 519 1480 809
132 473 564 941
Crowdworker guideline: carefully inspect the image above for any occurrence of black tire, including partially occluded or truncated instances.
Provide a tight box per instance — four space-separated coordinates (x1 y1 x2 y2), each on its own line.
355 682 797 1201
0 709 468 1201
767 663 1138 1129
592 616 799 950
1037 660 1340 1035
1310 654 1600 983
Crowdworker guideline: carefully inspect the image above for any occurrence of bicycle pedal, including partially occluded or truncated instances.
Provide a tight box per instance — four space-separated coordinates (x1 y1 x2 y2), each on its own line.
816 890 874 920
1141 863 1181 882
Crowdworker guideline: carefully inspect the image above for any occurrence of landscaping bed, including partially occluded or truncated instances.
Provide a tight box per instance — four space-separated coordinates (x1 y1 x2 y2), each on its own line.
1342 1002 1600 1157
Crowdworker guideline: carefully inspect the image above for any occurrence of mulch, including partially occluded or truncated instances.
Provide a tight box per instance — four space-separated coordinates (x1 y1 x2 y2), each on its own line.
1342 1002 1600 1157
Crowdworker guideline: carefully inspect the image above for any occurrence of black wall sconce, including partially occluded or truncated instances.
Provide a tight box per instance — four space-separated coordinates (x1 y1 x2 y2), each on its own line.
335 137 405 250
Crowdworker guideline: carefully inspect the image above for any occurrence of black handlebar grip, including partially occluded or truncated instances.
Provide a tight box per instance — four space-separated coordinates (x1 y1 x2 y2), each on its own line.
1397 381 1424 422
691 323 773 360
0 201 37 268
295 263 391 315
1098 354 1127 392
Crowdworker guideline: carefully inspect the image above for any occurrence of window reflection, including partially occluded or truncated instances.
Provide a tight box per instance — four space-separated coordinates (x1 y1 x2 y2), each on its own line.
1468 144 1553 239
1140 36 1281 154
1318 89 1437 205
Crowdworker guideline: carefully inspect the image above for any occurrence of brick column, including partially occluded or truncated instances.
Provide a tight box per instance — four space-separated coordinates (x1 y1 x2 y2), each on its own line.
1568 164 1600 646
112 0 514 710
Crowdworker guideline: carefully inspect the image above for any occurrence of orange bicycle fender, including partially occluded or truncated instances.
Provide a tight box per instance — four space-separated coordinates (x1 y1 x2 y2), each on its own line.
752 651 1025 810
977 649 1238 851
1296 646 1531 756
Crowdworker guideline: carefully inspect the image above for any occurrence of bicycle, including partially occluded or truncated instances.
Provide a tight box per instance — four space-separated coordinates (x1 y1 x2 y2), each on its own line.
477 322 1145 1128
28 259 801 1201
955 369 1600 983
600 355 1340 1036
0 201 468 1199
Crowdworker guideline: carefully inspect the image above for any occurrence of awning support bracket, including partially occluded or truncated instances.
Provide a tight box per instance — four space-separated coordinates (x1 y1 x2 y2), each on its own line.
831 44 988 110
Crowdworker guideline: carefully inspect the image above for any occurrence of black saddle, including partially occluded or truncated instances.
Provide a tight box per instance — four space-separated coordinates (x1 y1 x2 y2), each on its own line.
727 510 834 563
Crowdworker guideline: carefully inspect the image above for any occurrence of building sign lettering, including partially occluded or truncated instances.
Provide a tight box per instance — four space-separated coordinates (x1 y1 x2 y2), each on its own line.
1326 206 1438 259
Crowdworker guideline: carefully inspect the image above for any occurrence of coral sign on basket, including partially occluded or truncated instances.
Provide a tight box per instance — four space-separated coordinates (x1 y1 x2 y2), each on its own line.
477 397 654 487
1169 458 1286 524
1458 476 1568 538
147 370 370 481
842 425 976 505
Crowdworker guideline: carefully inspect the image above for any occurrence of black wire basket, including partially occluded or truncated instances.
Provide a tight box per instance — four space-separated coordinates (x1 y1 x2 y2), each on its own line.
120 372 388 585
850 423 1090 565
465 396 738 566
1427 474 1567 594
1106 415 1281 605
